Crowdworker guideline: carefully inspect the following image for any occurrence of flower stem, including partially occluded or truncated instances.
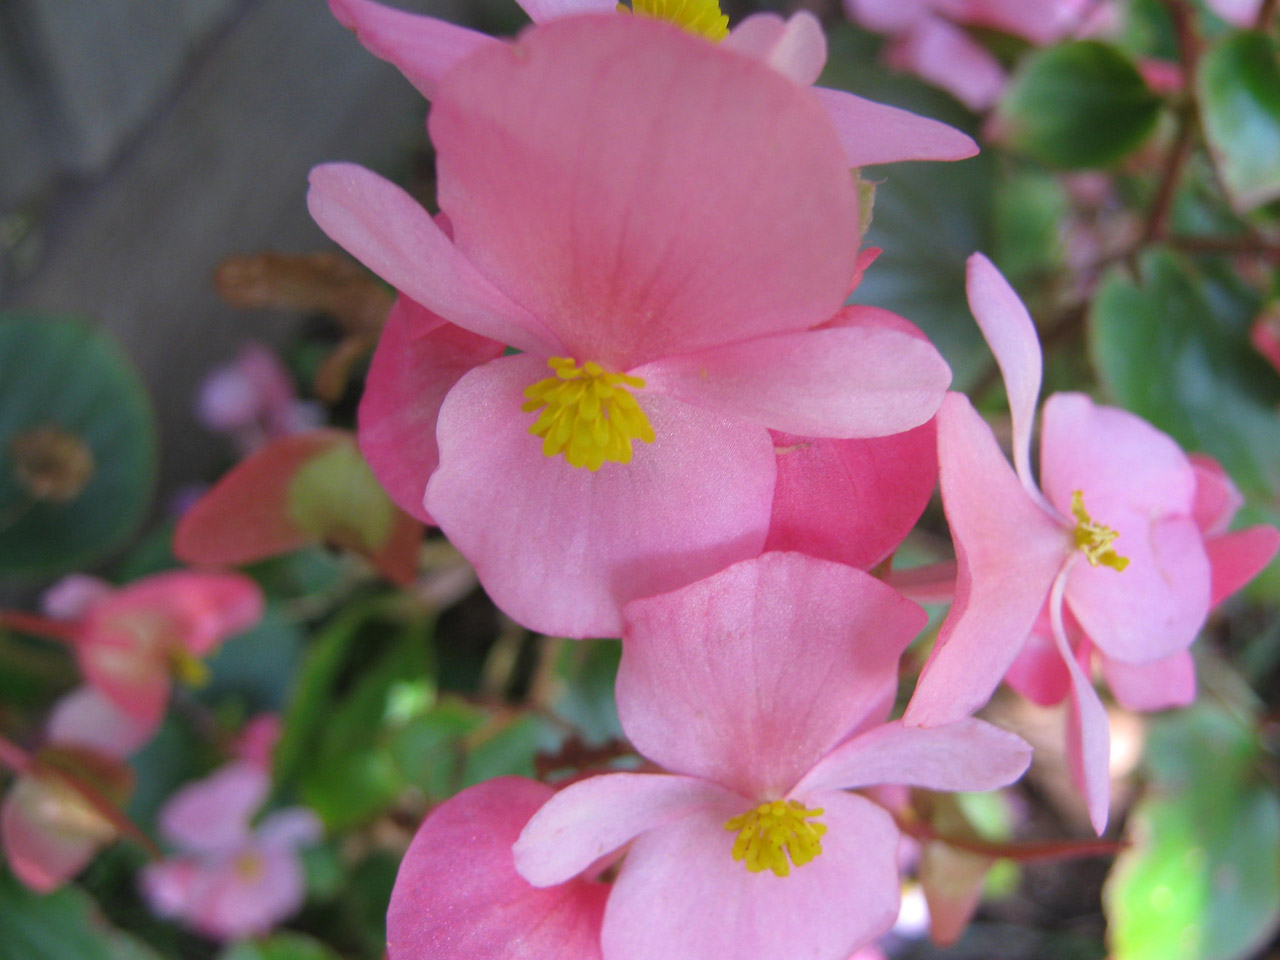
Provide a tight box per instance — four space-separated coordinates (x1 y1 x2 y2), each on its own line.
0 610 79 644
892 807 1125 862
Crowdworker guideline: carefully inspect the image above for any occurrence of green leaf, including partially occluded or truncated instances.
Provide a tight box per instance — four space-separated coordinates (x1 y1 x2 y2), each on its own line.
992 167 1069 288
219 932 343 960
997 41 1163 169
1197 31 1280 212
0 864 121 960
1105 704 1280 960
201 604 305 713
0 312 156 578
547 638 623 744
1089 249 1280 499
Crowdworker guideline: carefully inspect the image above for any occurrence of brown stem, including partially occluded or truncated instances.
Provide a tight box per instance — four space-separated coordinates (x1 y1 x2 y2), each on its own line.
1166 234 1280 260
892 808 1126 863
1140 109 1196 248
1257 0 1278 30
0 610 79 643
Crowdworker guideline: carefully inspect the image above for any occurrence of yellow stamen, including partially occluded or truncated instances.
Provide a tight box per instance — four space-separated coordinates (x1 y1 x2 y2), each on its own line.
1070 490 1129 571
619 0 729 41
170 647 212 688
234 851 266 881
522 357 655 471
724 799 827 878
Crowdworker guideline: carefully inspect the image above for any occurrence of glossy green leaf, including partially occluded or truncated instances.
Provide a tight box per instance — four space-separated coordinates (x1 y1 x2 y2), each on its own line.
220 932 343 960
1197 31 1280 212
0 312 156 578
1105 705 1280 960
548 638 623 744
997 42 1163 168
0 865 121 960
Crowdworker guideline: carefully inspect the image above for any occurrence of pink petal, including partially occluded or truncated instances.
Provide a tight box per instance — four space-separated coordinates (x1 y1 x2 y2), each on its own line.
425 355 775 638
795 719 1031 795
1101 651 1195 712
429 15 858 369
812 86 980 167
766 420 937 571
844 0 934 33
358 296 505 524
40 574 113 621
519 0 617 19
904 394 1067 727
100 571 265 657
965 253 1043 500
388 777 607 960
602 790 900 960
255 808 323 850
1189 453 1244 536
636 323 950 439
887 18 1006 112
46 687 155 759
724 12 827 85
514 773 738 887
619 553 927 799
1002 618 1071 706
141 858 199 917
1 780 101 892
961 0 1089 45
1207 526 1280 607
1204 0 1263 27
307 164 557 354
159 762 268 855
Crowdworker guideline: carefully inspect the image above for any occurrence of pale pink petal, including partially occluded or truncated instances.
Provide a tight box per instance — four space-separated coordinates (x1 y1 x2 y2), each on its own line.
328 0 499 98
430 16 857 369
141 858 199 917
46 687 155 758
1189 453 1244 536
100 571 265 658
961 0 1089 45
1 781 101 892
724 12 827 85
255 808 323 850
307 164 558 355
76 629 171 732
183 842 308 940
904 394 1068 727
1205 0 1263 26
519 0 616 19
636 324 949 439
812 87 980 167
619 553 927 798
425 355 775 638
1002 620 1071 707
602 790 900 960
40 574 113 621
159 762 268 855
1101 651 1196 712
1207 526 1280 607
388 777 607 960
358 296 505 524
888 18 1006 113
233 714 281 770
965 253 1043 500
844 0 935 32
795 719 1031 795
514 773 737 887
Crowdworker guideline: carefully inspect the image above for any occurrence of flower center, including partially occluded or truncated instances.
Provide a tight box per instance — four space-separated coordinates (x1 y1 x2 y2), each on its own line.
522 357 655 471
622 0 729 40
1070 490 1129 571
234 851 266 881
724 799 827 878
170 646 212 688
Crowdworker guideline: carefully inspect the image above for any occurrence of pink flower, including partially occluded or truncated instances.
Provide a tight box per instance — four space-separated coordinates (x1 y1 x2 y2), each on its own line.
311 16 953 638
388 777 608 960
904 254 1280 831
328 0 978 168
141 761 321 941
512 553 1031 960
198 342 322 457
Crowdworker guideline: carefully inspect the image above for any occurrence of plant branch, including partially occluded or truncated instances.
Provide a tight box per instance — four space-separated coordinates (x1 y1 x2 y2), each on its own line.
892 808 1126 863
1258 0 1278 31
0 610 79 643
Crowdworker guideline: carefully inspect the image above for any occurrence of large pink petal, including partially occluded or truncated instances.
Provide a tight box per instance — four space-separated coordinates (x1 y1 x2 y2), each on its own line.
795 719 1031 795
1189 453 1244 536
619 553 927 798
430 15 858 369
425 355 775 638
328 0 498 98
904 394 1068 727
1002 618 1071 707
844 0 934 32
812 87 979 167
519 0 616 19
388 778 608 960
101 571 265 657
1101 651 1195 713
307 164 558 354
158 762 268 855
961 0 1089 45
965 253 1043 500
887 18 1006 112
358 296 505 524
635 323 950 438
183 842 309 941
46 687 155 759
1 781 101 892
514 773 737 887
1208 527 1280 607
724 12 827 85
603 790 900 960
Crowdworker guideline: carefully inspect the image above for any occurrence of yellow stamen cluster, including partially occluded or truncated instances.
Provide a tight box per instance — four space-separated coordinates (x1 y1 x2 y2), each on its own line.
1070 490 1130 571
724 799 827 878
522 357 655 471
171 647 212 688
621 0 729 41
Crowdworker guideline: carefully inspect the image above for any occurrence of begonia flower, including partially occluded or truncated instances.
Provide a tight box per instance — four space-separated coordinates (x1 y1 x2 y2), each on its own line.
311 16 952 637
328 0 978 169
513 553 1031 960
904 254 1279 831
388 777 608 960
197 342 322 456
141 760 321 941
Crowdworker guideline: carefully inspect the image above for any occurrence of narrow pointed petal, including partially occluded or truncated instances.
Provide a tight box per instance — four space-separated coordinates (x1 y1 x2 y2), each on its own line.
795 719 1031 795
358 296 505 524
1 782 101 892
388 778 607 960
514 773 737 887
724 12 827 85
905 394 1067 727
1207 526 1280 607
307 163 557 354
1189 453 1244 536
602 791 899 960
425 356 775 638
812 86 979 167
1002 620 1072 707
159 762 268 855
635 323 950 438
1101 651 1195 712
620 553 927 798
328 0 498 98
886 19 1006 112
1050 592 1111 835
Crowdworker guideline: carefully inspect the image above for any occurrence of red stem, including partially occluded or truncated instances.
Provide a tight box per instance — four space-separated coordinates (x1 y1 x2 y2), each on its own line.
893 809 1126 862
0 610 79 643
0 735 32 775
